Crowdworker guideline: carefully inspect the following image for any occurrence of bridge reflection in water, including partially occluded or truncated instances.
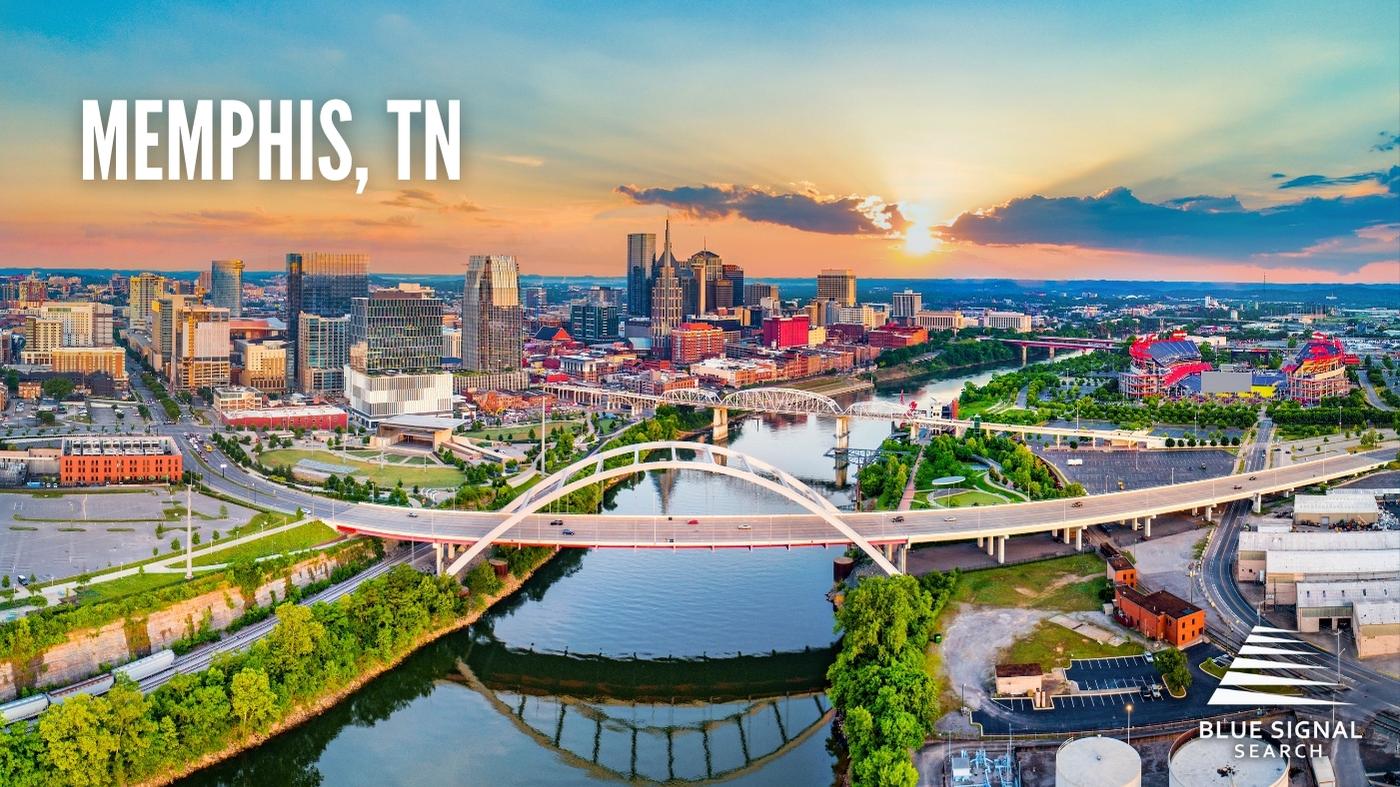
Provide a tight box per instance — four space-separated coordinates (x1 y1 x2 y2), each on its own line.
453 634 836 783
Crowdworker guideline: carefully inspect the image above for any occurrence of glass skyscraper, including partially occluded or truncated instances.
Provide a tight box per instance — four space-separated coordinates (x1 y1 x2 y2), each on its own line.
210 259 244 317
285 252 369 390
462 255 523 372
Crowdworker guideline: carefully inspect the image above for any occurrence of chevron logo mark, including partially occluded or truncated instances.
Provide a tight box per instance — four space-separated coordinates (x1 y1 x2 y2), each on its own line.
1206 626 1347 707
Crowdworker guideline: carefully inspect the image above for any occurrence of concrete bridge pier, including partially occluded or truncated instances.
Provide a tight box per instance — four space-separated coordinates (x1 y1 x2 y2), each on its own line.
977 535 985 548
833 415 851 487
712 407 730 442
1143 516 1153 538
985 537 995 558
1075 527 1083 552
1203 505 1214 524
996 535 1006 564
1020 345 1029 366
435 542 444 575
1061 528 1072 545
1048 346 1057 359
1252 493 1261 514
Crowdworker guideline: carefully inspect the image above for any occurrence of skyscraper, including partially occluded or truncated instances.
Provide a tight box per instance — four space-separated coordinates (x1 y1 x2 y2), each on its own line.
892 289 922 320
627 233 656 318
570 303 620 344
721 263 744 309
649 221 684 357
170 305 230 390
151 294 190 372
816 269 857 307
345 284 452 426
285 252 369 389
210 259 244 317
462 255 524 372
129 273 166 331
297 313 350 395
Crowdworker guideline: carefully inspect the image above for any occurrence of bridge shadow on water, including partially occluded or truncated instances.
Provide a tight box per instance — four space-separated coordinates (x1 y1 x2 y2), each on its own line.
180 549 840 786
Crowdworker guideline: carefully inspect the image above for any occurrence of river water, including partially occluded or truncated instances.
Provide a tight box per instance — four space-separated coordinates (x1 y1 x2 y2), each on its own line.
183 359 1045 786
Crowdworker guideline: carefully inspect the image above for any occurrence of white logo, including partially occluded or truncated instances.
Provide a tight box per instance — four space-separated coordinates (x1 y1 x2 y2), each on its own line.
1207 626 1347 706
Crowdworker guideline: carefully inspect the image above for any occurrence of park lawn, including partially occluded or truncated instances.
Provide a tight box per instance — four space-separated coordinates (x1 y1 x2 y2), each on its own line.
952 553 1109 612
462 419 584 443
191 521 340 566
943 490 1009 507
258 448 465 488
74 571 188 605
1003 620 1143 671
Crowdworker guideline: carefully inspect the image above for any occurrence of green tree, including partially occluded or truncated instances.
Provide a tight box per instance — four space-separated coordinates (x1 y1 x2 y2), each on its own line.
106 678 157 783
230 668 278 731
37 694 117 786
1153 647 1192 694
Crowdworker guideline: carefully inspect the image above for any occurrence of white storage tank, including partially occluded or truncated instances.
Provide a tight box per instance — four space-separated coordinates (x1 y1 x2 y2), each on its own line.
1169 736 1287 787
1055 736 1141 787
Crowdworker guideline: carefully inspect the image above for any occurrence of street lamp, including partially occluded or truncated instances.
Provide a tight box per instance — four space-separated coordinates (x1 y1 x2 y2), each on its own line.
1124 702 1134 745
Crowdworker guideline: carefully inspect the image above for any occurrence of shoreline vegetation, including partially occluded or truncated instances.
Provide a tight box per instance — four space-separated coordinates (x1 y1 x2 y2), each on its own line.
0 546 558 787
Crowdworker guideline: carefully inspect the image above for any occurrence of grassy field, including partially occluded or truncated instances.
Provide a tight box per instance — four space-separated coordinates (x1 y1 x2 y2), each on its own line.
951 553 1109 612
192 521 340 566
462 420 584 442
258 448 465 488
1003 620 1143 671
73 571 187 604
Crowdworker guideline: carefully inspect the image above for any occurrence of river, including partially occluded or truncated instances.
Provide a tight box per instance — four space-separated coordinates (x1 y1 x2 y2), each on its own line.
181 357 1052 786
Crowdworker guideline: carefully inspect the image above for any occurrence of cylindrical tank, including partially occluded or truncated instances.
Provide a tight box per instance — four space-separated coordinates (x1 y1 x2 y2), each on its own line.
1169 736 1286 787
833 556 855 582
488 558 510 578
1055 736 1141 787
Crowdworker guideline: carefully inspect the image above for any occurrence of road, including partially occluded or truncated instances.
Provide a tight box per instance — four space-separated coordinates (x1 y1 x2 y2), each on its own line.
1359 369 1396 411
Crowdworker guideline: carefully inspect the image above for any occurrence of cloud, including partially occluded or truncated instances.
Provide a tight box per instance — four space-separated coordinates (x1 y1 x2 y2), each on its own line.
350 215 418 228
156 209 287 228
615 183 908 235
1277 166 1399 193
380 189 483 214
938 185 1399 267
493 154 545 168
1373 132 1400 153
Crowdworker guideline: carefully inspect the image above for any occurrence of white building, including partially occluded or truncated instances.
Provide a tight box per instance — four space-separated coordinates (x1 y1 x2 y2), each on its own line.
344 367 454 429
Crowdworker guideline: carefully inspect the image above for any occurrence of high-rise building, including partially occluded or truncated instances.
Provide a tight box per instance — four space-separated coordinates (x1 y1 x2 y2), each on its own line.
671 322 726 364
129 273 166 331
236 340 287 393
816 269 857 307
649 227 684 358
27 302 113 347
744 283 779 306
688 250 723 315
151 294 191 372
462 255 523 372
286 252 369 389
627 233 656 318
297 313 350 395
210 259 244 317
721 263 744 309
892 289 922 319
19 317 63 364
345 285 451 426
570 303 620 345
171 306 231 390
762 315 811 349
522 286 548 311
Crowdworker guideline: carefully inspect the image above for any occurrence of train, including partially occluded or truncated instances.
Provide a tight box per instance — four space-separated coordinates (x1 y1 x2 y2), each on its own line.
0 649 175 724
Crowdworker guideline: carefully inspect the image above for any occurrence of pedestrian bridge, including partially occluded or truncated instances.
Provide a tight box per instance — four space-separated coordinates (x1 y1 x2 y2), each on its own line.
328 443 1391 578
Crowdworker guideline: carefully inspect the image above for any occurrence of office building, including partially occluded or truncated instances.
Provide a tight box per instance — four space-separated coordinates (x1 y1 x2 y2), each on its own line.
982 310 1033 332
129 273 166 331
869 323 929 349
297 313 350 395
286 252 369 389
1113 585 1206 647
150 294 191 372
721 263 744 309
19 318 62 364
627 233 656 318
237 340 288 393
346 285 452 426
59 436 182 486
891 290 922 319
744 282 779 306
50 347 127 384
762 315 811 349
671 322 726 365
462 255 524 372
27 302 113 348
816 269 856 307
648 220 684 357
571 303 620 345
170 306 231 390
210 259 244 317
913 310 967 332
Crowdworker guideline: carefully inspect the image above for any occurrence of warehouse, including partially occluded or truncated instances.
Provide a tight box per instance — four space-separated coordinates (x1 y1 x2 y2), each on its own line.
1354 601 1400 659
1235 530 1398 581
1264 550 1400 605
1294 580 1399 633
1291 494 1379 527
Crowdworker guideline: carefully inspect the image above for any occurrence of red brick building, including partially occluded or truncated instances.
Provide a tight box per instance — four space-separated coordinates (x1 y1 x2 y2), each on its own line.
59 436 183 486
1107 554 1138 589
761 315 810 349
671 322 726 365
1113 585 1205 647
869 322 929 349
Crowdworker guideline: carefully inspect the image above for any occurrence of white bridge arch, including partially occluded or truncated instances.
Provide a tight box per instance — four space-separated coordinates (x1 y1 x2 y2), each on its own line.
443 440 899 577
721 387 842 415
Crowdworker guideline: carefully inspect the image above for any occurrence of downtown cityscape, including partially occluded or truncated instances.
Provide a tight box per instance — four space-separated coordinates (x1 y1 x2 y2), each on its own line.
1 2 1399 787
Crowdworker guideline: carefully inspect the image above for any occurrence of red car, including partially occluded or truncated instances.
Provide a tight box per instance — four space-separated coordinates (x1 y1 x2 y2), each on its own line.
687 519 699 525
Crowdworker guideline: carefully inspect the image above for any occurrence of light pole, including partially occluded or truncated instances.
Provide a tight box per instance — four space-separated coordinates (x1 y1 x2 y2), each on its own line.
184 485 193 580
1124 702 1133 746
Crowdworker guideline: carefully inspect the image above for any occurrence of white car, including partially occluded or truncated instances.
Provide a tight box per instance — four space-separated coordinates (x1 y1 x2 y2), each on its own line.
737 523 752 530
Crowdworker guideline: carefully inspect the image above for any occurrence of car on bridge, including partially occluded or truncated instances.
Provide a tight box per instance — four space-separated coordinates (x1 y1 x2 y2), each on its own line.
737 523 752 530
550 519 564 526
687 519 699 525
561 528 575 536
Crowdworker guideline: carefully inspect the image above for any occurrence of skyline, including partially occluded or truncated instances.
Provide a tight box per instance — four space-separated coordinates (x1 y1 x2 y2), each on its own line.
1 2 1398 282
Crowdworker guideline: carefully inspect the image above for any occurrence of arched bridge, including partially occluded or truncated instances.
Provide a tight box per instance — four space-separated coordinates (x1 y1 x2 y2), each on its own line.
325 442 1392 577
544 382 1166 447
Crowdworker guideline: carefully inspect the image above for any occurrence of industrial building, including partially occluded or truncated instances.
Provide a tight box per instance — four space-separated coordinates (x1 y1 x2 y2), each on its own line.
1235 530 1398 581
1291 494 1379 527
1263 550 1399 605
1113 585 1206 647
1354 600 1400 659
993 663 1044 697
1295 579 1398 632
58 436 182 486
1169 735 1285 787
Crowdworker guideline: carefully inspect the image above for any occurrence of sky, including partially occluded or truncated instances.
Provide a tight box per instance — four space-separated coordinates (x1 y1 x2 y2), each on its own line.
1 1 1397 283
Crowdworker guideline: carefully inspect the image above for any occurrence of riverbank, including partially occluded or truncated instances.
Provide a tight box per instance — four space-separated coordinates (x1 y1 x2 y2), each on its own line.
139 550 558 787
873 355 1024 389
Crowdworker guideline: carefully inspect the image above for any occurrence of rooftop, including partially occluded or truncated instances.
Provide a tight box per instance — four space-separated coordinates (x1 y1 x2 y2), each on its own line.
378 414 468 430
1117 585 1200 618
1238 530 1398 553
995 663 1042 678
1296 580 1398 607
1354 600 1400 627
1293 494 1380 516
1265 549 1400 577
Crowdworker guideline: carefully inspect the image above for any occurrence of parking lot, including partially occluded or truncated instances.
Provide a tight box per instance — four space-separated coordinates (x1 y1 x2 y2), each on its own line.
974 644 1225 734
1038 448 1235 493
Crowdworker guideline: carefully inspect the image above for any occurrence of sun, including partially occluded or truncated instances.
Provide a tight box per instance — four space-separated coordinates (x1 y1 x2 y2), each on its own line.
898 202 940 255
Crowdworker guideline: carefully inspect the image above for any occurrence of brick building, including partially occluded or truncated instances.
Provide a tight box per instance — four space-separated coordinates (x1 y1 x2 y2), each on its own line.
59 436 183 486
868 322 928 349
671 322 726 365
1107 554 1138 589
1113 585 1205 647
